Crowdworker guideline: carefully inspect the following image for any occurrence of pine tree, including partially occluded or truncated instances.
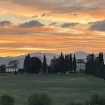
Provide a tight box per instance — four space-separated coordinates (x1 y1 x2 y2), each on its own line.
43 55 47 73
73 54 76 73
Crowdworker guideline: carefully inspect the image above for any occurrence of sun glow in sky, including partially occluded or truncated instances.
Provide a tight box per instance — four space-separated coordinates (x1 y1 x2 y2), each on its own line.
0 0 105 56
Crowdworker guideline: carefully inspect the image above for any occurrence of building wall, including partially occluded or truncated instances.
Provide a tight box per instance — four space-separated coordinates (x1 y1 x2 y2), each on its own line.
6 68 18 72
76 63 85 72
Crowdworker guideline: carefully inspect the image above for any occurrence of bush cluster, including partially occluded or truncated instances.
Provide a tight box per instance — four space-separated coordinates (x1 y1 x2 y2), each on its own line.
0 93 105 105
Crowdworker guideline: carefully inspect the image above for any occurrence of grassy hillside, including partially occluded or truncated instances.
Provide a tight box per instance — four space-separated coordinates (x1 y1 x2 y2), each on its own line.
0 74 105 105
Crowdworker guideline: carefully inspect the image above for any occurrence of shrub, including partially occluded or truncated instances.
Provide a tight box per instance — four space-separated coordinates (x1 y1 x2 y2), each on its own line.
28 92 52 105
66 101 83 105
18 69 24 74
14 71 18 75
85 94 105 105
0 94 15 105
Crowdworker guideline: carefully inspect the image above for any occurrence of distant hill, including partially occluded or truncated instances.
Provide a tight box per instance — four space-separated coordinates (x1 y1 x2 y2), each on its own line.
0 51 105 69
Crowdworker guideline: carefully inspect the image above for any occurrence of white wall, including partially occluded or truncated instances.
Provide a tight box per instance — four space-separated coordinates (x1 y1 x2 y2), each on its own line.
76 63 85 72
6 68 18 72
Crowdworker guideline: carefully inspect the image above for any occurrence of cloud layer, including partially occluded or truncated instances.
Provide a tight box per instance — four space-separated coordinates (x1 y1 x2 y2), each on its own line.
0 0 105 56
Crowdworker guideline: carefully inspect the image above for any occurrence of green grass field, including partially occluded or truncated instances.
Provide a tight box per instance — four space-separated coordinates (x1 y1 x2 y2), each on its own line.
0 73 105 105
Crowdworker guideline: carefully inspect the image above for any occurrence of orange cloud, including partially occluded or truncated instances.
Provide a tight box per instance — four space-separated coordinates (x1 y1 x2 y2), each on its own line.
0 26 104 56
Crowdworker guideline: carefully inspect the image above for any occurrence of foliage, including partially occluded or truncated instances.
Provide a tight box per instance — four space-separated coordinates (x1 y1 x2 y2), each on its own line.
85 54 96 75
50 53 75 73
85 52 105 79
0 65 6 73
14 71 18 75
27 92 52 105
85 94 105 105
50 56 60 73
23 54 42 74
18 68 24 74
0 94 15 105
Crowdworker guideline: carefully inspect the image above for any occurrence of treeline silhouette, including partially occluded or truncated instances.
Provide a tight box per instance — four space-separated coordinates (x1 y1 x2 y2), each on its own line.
23 52 105 79
85 52 105 79
23 52 76 74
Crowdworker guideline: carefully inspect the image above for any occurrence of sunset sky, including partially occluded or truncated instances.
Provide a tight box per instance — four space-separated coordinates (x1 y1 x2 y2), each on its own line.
0 0 105 56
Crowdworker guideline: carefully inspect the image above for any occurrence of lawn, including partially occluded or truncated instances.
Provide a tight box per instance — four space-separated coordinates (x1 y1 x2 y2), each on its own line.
0 73 105 105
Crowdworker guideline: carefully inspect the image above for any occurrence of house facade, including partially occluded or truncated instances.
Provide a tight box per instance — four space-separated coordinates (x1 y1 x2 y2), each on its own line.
6 60 19 73
6 66 18 72
76 59 85 72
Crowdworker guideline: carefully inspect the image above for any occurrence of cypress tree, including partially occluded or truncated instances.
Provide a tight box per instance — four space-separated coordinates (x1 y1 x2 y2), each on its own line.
43 55 47 73
73 54 76 73
59 52 65 73
69 54 73 72
97 52 105 78
65 55 68 72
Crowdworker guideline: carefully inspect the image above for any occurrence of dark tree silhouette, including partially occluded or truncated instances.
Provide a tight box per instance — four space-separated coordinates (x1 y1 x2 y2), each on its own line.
43 55 47 73
69 54 73 72
24 54 30 73
85 54 96 75
85 53 105 79
23 55 42 74
65 55 68 72
0 65 6 73
50 56 60 73
73 54 76 73
28 57 42 74
97 52 105 78
59 52 65 73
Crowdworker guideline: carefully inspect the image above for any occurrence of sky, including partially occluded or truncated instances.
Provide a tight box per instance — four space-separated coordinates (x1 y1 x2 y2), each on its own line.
0 0 105 56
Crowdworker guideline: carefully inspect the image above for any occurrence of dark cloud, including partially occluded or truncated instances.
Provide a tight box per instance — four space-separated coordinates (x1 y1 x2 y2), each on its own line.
41 13 51 17
49 22 57 26
0 20 12 27
19 20 44 28
61 23 78 28
32 15 38 18
90 20 105 31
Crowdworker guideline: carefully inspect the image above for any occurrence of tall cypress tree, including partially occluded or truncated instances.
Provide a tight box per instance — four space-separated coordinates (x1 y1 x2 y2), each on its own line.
59 52 65 73
69 54 73 72
97 52 104 78
65 55 68 72
43 55 47 73
73 54 76 73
